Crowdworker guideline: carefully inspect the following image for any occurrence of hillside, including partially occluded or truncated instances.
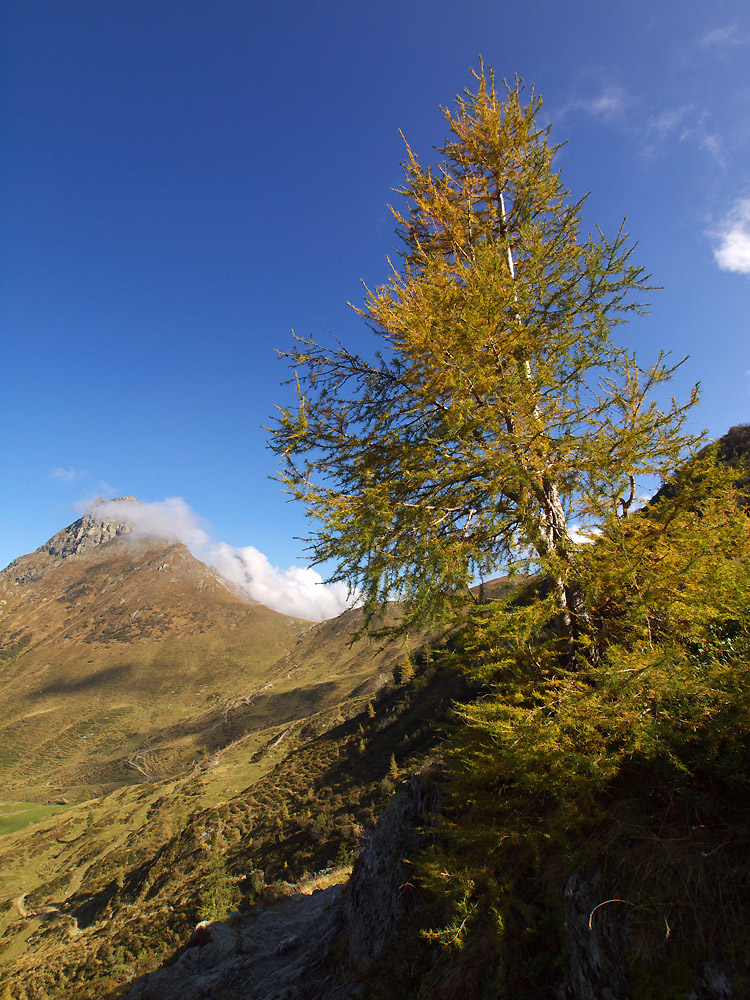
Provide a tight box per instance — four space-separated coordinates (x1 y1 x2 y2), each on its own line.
0 506 441 995
0 509 309 801
1 434 749 1000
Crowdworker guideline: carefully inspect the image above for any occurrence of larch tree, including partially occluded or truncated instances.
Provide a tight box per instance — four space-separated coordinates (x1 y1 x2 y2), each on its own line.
270 65 699 647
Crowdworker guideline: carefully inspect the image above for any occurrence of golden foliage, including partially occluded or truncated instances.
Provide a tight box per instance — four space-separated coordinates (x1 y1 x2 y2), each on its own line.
270 64 699 637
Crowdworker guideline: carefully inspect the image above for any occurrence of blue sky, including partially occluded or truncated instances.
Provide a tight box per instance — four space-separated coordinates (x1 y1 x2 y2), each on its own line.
2 1 749 613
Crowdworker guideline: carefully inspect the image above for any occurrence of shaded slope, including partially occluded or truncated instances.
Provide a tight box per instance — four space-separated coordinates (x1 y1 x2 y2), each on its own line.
650 422 750 506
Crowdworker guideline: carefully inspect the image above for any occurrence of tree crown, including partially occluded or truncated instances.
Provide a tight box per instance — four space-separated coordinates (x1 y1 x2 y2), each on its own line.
270 66 699 633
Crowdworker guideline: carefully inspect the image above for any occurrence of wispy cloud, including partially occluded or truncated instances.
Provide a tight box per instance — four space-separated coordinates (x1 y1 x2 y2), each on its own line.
697 24 743 51
557 49 742 167
83 496 354 622
559 81 726 165
680 111 725 167
638 105 693 158
648 107 691 139
709 198 750 275
558 84 632 123
50 467 88 484
96 480 117 498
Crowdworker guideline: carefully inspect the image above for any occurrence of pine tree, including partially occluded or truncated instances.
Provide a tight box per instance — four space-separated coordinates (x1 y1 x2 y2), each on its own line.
270 64 699 647
198 832 238 922
394 651 415 686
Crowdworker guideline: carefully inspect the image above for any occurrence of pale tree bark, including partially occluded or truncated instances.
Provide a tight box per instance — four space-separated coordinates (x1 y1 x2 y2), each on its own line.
498 189 592 653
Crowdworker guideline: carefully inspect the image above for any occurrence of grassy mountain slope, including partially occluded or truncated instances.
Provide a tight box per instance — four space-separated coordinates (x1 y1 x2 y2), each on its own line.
0 616 451 997
0 512 445 995
0 534 309 801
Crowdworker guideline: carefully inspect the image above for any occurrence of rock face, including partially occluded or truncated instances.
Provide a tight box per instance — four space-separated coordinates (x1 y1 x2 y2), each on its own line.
125 884 346 1000
38 503 135 559
123 774 441 1000
562 867 631 1000
561 868 737 1000
1 497 137 584
345 773 440 967
688 962 734 1000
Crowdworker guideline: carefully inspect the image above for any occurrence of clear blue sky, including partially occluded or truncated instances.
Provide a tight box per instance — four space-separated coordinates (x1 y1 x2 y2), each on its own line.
2 0 749 582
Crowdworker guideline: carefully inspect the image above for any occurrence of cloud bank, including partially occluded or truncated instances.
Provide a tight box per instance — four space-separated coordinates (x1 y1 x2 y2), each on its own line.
84 496 354 622
711 199 750 274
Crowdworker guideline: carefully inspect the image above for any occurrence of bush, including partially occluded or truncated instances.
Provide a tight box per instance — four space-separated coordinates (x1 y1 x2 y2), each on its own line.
414 454 750 995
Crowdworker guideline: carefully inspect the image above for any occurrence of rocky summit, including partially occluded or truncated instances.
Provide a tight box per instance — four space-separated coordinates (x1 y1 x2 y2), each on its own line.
1 497 140 586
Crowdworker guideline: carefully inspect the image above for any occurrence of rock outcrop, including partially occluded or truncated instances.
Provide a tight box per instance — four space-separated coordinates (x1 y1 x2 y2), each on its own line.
561 868 736 1000
124 773 441 999
345 772 440 967
1 497 137 584
125 883 346 1000
688 962 734 1000
562 867 631 1000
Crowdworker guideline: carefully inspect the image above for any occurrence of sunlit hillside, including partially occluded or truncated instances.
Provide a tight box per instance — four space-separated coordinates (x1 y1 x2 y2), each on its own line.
0 512 440 995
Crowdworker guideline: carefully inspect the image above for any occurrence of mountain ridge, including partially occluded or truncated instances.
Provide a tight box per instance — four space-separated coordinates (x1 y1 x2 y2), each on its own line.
0 506 411 805
0 503 437 998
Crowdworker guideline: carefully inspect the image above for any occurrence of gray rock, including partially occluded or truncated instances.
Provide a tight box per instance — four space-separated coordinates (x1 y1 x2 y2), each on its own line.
123 773 441 1000
125 884 345 1000
688 961 734 1000
562 866 631 1000
345 773 440 967
1 497 137 583
38 503 135 560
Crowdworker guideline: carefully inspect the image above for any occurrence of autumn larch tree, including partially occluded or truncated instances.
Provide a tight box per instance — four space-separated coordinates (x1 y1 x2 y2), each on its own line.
270 64 699 646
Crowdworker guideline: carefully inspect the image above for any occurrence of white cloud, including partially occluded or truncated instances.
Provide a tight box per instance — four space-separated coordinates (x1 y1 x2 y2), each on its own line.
51 467 87 484
209 542 353 621
84 496 354 622
568 524 601 545
85 496 212 549
710 199 750 274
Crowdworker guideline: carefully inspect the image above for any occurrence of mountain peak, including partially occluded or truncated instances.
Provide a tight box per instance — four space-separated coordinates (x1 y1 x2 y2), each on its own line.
1 497 140 585
39 497 138 560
